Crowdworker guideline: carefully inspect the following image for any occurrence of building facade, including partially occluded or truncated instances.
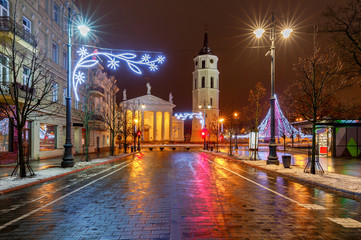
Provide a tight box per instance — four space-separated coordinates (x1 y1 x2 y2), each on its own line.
0 0 114 164
120 85 184 143
191 30 220 142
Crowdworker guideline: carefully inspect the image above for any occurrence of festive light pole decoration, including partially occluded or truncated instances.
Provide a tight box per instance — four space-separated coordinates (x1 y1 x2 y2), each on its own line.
174 112 204 128
257 95 311 139
73 47 165 101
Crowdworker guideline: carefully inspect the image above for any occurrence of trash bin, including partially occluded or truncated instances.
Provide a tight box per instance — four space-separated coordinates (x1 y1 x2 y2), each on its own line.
282 155 291 168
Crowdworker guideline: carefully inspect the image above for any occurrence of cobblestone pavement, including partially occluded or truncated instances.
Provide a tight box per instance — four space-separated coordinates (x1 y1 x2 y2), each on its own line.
0 151 360 239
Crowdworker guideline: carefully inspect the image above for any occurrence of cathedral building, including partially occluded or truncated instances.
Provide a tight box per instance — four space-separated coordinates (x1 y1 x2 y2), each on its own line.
191 31 220 142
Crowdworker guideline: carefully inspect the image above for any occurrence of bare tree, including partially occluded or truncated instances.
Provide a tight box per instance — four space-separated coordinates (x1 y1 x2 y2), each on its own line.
290 37 357 174
118 102 134 153
102 76 119 156
74 83 101 161
324 0 361 73
244 82 266 131
0 2 56 177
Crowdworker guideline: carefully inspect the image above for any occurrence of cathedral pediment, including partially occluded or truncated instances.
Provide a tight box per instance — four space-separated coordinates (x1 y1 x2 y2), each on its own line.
122 94 176 109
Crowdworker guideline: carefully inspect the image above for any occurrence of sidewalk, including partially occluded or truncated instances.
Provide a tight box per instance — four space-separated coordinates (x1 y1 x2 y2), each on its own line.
204 150 361 201
218 145 361 178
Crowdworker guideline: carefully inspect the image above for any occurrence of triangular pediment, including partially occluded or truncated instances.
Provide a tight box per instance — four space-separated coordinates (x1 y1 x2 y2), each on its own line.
122 94 176 108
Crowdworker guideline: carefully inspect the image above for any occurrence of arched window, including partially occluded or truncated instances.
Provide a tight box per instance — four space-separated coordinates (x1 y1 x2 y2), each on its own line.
201 77 205 88
202 60 205 68
210 98 213 106
211 77 214 88
194 78 197 89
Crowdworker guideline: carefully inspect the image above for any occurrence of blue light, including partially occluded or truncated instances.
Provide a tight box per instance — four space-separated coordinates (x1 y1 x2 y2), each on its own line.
73 47 165 101
175 112 204 128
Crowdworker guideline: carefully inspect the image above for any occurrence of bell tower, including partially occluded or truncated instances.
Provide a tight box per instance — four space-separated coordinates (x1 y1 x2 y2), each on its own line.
191 30 220 142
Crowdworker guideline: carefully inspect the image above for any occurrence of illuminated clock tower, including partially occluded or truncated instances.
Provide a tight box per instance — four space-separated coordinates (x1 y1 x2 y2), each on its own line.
191 30 220 142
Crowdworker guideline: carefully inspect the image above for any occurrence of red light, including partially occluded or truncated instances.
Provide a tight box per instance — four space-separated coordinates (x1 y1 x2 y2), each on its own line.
137 131 141 136
201 129 206 139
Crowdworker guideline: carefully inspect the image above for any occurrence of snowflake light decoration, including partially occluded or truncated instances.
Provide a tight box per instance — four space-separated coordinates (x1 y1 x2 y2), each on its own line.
108 58 120 70
175 112 204 129
77 47 88 59
72 47 165 101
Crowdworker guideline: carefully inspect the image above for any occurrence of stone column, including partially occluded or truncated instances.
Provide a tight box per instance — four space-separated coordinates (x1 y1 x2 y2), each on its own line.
31 121 40 160
169 112 173 141
153 111 157 141
162 112 165 141
141 111 145 141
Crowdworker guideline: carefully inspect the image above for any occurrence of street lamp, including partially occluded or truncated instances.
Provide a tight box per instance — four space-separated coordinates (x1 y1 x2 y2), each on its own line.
134 119 138 152
253 13 293 165
234 113 239 150
217 118 224 152
199 101 211 150
62 8 90 168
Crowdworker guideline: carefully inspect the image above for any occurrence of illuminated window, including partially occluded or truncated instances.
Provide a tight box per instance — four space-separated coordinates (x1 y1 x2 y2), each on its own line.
201 77 205 88
0 117 9 152
39 123 56 151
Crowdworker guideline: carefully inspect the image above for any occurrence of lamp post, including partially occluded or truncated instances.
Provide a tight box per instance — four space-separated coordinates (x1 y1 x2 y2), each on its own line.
134 119 138 152
234 113 239 150
217 118 224 152
199 100 211 150
253 12 292 165
62 8 90 168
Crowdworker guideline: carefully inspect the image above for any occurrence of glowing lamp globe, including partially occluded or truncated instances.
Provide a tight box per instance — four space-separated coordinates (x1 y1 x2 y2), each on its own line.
78 25 90 36
253 28 265 38
281 28 293 38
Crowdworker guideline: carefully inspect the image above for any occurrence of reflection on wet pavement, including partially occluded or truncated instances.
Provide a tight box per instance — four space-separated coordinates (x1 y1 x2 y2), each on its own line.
0 151 360 239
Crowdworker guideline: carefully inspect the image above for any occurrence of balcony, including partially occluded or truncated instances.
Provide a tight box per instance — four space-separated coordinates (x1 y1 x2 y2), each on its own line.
0 81 35 104
88 85 105 97
90 114 104 122
0 17 37 47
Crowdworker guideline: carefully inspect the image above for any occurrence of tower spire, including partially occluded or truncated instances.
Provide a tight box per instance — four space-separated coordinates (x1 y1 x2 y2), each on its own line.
199 25 213 55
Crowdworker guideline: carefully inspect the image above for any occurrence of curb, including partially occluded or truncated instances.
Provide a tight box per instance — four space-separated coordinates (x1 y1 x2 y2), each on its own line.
203 151 361 202
0 153 135 195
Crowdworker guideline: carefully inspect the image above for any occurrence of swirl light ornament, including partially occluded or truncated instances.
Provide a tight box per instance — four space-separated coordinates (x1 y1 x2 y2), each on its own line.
73 47 165 101
175 112 204 129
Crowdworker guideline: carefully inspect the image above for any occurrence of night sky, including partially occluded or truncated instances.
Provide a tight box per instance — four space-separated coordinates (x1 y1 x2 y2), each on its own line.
76 0 344 113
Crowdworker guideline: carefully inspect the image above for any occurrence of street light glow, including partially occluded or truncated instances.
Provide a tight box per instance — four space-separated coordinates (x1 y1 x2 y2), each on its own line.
78 25 90 36
219 118 224 123
281 28 293 38
142 104 145 109
253 28 265 38
199 105 202 109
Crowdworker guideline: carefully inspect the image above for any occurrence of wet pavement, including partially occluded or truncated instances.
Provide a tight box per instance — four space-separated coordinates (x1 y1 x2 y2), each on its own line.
0 151 361 239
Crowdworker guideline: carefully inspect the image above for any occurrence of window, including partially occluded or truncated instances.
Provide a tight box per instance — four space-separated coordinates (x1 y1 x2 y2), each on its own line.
107 135 109 146
52 42 58 63
23 16 31 33
63 87 67 105
194 78 197 89
210 98 213 106
0 117 9 152
103 135 105 146
0 0 9 16
53 4 59 24
75 99 79 109
202 60 205 68
52 82 58 102
23 67 30 85
63 52 67 70
82 96 86 111
211 77 214 88
39 123 56 151
201 77 205 88
0 54 8 84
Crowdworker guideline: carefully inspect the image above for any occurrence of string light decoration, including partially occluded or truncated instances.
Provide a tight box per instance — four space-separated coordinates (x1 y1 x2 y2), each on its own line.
175 112 204 128
73 47 165 101
258 95 310 139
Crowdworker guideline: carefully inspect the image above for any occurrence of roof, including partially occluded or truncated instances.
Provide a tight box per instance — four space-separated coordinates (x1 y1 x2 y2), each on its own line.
199 31 213 55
